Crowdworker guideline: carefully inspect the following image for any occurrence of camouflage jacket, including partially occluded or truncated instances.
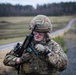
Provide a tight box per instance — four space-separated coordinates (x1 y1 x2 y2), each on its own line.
3 39 67 75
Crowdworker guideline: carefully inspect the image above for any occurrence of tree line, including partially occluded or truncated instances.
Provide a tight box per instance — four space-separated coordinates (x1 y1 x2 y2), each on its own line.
0 2 76 16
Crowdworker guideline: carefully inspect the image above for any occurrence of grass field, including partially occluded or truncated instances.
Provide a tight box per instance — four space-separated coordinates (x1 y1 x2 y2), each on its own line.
0 16 75 45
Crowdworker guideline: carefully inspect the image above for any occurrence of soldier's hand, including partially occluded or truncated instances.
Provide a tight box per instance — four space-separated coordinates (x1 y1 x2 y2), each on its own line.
35 44 51 54
15 53 31 64
35 44 45 53
15 57 21 64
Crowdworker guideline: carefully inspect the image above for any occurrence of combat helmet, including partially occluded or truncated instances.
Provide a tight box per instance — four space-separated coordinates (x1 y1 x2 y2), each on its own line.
29 15 52 33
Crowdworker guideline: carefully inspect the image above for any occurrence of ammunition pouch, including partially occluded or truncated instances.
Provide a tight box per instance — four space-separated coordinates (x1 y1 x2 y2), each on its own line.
22 63 31 73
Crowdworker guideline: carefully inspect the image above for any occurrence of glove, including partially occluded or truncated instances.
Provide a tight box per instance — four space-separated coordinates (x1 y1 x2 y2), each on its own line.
20 53 31 63
35 44 45 53
35 44 51 54
47 52 57 65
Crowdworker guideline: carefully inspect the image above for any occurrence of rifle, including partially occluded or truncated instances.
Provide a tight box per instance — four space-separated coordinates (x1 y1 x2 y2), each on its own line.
14 25 38 74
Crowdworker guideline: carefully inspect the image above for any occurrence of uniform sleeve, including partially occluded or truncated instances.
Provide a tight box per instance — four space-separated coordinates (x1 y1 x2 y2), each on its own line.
3 44 32 67
3 49 18 67
47 40 67 72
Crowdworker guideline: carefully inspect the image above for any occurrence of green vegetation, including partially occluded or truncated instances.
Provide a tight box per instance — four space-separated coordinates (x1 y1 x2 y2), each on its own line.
64 30 70 35
53 36 68 53
64 47 68 53
53 36 65 47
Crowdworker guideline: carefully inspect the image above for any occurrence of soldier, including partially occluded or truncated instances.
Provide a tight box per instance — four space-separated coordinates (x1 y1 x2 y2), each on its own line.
3 15 67 75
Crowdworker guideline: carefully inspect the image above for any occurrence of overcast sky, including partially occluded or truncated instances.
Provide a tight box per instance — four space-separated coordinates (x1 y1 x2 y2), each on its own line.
0 0 76 7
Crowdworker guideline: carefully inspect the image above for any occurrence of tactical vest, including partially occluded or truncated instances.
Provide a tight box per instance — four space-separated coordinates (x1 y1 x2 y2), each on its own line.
20 39 57 75
21 52 57 75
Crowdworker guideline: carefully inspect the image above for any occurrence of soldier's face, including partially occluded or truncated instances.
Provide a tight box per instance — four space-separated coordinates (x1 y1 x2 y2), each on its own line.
34 32 45 42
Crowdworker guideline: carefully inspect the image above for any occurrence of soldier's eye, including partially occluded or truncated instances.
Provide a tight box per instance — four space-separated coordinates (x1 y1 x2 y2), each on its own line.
39 33 44 36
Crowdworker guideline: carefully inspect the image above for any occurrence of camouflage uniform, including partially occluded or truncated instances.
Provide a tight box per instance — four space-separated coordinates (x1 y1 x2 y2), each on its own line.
3 15 67 75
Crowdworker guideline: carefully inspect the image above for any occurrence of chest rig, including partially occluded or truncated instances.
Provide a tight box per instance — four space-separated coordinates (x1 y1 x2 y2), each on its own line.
31 39 49 74
22 38 56 75
30 52 49 74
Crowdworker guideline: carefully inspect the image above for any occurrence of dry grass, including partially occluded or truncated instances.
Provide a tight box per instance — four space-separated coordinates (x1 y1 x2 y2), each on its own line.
0 16 75 45
0 16 34 23
64 21 76 48
0 16 74 23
